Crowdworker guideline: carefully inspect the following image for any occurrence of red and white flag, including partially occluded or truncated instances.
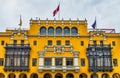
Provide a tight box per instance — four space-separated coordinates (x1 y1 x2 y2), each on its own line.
53 4 60 17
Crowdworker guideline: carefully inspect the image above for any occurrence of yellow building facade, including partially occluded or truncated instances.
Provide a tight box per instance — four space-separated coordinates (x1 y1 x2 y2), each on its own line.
0 18 120 78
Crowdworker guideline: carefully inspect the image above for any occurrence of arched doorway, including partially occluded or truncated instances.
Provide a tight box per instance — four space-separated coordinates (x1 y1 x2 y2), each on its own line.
30 73 38 78
79 73 87 78
90 74 98 78
66 73 74 78
8 73 16 78
44 73 52 78
19 73 27 78
55 73 63 78
0 73 5 78
102 73 109 78
113 73 120 78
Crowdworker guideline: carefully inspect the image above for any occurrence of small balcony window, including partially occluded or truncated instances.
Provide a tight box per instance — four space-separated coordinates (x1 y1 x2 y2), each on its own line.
44 58 51 66
113 59 118 66
65 40 70 46
81 41 84 46
48 40 52 45
21 40 24 46
1 41 4 45
112 41 115 46
57 40 61 45
34 41 37 46
56 58 62 66
0 58 4 66
14 40 17 46
32 58 37 66
66 58 73 66
81 58 85 66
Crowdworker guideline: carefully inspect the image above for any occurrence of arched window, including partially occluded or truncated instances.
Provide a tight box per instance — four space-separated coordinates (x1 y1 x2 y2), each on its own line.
66 73 74 78
56 27 62 35
112 73 120 78
8 73 16 78
40 27 46 35
102 74 109 78
48 27 54 35
30 73 38 78
90 74 98 78
64 27 70 35
0 73 5 78
44 73 52 78
79 73 87 78
71 27 78 35
55 73 63 78
19 73 27 78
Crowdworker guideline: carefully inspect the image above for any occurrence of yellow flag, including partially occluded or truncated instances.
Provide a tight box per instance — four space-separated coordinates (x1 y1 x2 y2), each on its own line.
18 15 22 26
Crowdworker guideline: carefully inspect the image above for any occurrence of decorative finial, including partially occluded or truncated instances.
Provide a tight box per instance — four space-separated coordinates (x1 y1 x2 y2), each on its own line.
18 15 22 26
30 18 32 20
85 18 87 21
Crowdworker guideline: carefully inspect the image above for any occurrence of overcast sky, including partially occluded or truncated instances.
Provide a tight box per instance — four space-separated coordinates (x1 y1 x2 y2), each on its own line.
0 0 120 32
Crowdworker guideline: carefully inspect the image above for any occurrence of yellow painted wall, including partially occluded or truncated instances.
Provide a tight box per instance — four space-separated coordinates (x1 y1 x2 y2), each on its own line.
0 19 119 78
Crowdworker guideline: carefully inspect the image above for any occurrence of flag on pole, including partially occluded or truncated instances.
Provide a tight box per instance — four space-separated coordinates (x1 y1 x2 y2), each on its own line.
92 18 96 29
53 4 60 17
18 15 22 26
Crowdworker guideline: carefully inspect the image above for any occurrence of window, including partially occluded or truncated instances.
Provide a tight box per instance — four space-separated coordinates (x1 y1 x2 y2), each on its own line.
44 58 51 66
56 58 62 66
48 40 52 45
100 41 103 46
1 41 4 45
64 27 70 35
66 58 73 66
32 58 37 66
112 41 115 46
14 40 17 46
56 27 62 34
40 27 46 35
34 41 37 45
81 58 85 66
21 40 24 46
81 41 84 46
0 58 4 66
71 27 78 34
113 59 118 66
65 40 70 45
48 27 54 35
93 40 96 46
57 40 61 45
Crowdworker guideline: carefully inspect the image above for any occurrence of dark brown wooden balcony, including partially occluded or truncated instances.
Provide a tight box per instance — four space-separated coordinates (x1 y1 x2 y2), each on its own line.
89 66 113 72
4 66 29 71
5 44 31 49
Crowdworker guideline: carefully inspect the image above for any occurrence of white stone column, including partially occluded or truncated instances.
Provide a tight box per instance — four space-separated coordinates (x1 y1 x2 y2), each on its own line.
39 58 44 66
74 57 78 66
52 57 55 72
63 58 66 72
52 58 55 66
63 58 66 66
74 52 80 72
39 52 44 72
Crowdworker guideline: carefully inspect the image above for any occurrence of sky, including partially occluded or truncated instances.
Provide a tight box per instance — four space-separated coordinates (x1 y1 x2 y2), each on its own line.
0 0 120 32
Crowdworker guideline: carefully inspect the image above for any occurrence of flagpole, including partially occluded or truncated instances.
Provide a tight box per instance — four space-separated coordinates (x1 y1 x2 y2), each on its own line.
95 17 97 29
58 2 60 20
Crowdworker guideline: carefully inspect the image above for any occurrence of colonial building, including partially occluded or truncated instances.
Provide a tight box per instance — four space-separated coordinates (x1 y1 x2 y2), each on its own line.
0 18 120 78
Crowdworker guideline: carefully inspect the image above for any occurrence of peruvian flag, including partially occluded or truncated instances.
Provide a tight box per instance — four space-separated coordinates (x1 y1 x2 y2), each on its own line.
53 4 60 17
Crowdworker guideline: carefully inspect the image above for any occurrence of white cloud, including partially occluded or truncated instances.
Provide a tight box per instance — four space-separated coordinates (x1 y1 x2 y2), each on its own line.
0 0 120 32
